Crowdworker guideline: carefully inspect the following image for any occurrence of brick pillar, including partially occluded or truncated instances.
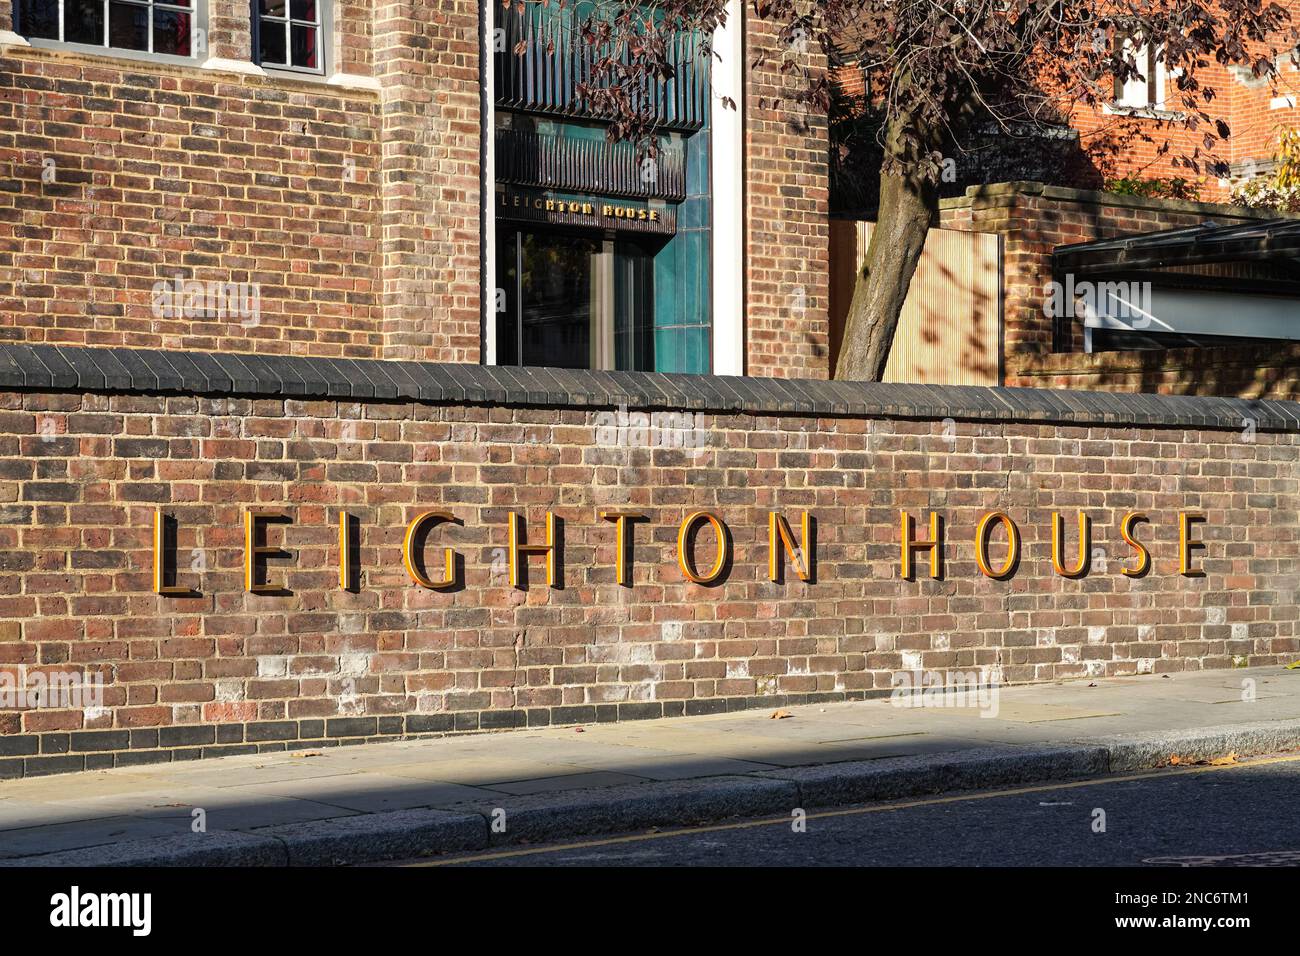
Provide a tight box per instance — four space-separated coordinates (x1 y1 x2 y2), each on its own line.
373 1 482 363
963 185 1056 364
744 17 830 380
207 0 253 61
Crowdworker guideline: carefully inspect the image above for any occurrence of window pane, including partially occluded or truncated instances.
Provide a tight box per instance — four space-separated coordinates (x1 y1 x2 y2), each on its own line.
108 1 149 51
495 230 520 367
260 0 287 17
64 0 105 45
18 0 60 40
290 0 317 22
153 10 191 56
519 231 597 369
259 21 287 65
290 24 318 69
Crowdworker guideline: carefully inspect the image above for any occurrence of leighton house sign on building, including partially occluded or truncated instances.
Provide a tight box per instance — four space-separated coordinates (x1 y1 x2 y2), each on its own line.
0 2 1297 777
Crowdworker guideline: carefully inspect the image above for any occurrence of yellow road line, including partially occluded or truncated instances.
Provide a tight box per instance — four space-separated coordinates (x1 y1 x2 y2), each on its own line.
408 751 1300 867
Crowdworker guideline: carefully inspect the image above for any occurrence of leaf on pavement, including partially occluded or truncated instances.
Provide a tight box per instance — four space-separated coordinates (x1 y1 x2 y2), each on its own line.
769 709 793 720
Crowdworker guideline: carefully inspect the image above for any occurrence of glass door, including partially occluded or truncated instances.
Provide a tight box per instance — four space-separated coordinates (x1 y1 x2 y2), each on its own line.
614 240 654 371
495 226 657 371
520 230 599 368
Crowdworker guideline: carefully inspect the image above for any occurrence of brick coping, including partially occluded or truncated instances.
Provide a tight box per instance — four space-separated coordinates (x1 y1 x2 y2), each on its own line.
0 343 1298 433
939 180 1288 220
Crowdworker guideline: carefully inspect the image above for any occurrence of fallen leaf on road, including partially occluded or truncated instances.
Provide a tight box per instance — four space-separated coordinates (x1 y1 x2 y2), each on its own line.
291 752 322 759
769 709 793 720
1169 752 1238 767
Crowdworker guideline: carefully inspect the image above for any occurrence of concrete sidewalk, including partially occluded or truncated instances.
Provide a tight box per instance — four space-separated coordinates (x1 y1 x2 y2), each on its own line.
3 665 1300 866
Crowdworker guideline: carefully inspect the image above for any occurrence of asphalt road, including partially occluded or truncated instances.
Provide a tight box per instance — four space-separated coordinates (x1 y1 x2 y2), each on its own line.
417 754 1300 867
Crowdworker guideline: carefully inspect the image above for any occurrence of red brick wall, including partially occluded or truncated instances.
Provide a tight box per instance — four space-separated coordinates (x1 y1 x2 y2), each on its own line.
1008 342 1300 397
744 17 830 379
1 385 1296 773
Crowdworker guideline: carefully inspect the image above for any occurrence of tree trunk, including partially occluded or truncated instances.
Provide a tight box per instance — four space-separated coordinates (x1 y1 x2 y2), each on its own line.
834 125 940 382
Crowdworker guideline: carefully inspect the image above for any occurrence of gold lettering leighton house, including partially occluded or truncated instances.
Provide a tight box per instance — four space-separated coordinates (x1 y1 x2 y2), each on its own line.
152 508 1212 596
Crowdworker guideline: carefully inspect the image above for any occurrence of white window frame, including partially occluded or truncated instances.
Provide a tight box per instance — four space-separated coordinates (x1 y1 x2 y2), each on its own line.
16 0 205 67
1112 37 1168 111
1082 285 1300 352
252 0 330 78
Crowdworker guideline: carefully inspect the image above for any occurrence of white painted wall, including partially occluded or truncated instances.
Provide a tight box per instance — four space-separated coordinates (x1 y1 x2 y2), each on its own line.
710 0 745 375
481 0 497 365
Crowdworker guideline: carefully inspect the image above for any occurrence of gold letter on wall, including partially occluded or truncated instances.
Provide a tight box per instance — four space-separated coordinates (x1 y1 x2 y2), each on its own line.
244 511 291 594
153 509 189 596
1180 511 1207 576
677 511 729 584
1051 511 1090 578
975 511 1020 580
508 511 558 588
338 512 354 591
900 511 942 580
1119 512 1151 578
403 511 459 590
769 511 812 582
600 510 646 587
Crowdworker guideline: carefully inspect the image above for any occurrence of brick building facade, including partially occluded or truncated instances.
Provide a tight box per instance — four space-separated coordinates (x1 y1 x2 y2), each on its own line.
0 0 829 376
1066 0 1300 197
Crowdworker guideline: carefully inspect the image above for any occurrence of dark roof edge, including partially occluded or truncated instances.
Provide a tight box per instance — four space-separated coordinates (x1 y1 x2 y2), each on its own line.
0 344 1295 434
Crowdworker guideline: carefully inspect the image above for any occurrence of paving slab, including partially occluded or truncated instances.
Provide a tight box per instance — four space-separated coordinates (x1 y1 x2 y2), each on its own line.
378 757 598 785
224 775 496 814
486 770 652 796
2 665 1299 866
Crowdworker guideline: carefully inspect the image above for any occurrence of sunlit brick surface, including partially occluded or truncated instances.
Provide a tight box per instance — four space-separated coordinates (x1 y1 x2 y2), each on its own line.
1 385 1295 773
